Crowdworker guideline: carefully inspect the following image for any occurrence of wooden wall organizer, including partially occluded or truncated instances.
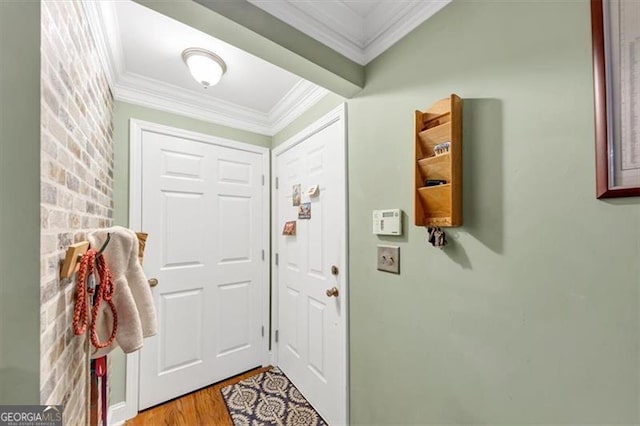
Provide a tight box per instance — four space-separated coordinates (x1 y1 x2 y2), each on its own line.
60 241 90 279
414 94 463 227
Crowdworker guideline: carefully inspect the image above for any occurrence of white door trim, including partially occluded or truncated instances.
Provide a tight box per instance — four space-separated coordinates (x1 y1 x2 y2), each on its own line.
271 103 349 424
117 119 270 423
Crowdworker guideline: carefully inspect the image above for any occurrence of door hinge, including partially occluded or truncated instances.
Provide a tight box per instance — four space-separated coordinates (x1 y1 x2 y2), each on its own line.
262 249 265 261
275 330 279 343
275 253 279 266
275 177 279 189
262 174 265 185
261 326 265 337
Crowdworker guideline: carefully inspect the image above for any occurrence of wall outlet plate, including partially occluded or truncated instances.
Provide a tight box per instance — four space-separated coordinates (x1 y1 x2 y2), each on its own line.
377 245 400 274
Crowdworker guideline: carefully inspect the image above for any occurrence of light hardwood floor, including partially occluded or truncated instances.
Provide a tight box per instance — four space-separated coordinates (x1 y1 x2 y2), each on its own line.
126 366 271 426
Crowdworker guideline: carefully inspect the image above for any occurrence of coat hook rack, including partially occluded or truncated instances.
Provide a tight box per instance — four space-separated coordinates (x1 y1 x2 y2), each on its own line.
60 241 90 279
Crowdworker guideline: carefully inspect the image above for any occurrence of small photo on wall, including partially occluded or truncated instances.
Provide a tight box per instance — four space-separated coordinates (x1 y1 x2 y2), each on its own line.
292 184 301 206
298 202 311 219
282 221 297 236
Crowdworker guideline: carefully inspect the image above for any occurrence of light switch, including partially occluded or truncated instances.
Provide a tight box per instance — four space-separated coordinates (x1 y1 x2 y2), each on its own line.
377 245 400 274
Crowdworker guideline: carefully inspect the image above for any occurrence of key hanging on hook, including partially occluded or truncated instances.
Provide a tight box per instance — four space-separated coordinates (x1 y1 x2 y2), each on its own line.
427 227 437 245
427 227 448 249
434 228 447 248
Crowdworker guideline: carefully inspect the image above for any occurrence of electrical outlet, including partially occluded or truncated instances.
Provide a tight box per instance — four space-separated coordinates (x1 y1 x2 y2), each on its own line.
377 245 400 274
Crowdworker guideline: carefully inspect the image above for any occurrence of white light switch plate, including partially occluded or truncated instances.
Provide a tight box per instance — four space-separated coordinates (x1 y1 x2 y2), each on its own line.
377 245 400 274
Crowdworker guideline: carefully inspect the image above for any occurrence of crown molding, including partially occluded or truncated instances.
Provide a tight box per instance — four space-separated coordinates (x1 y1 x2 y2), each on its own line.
114 72 326 136
269 80 328 135
82 0 125 89
115 72 273 135
363 1 451 64
249 0 367 64
248 0 451 65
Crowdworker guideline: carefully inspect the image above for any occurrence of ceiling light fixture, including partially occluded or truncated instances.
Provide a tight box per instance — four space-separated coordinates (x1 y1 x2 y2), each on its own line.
181 48 227 89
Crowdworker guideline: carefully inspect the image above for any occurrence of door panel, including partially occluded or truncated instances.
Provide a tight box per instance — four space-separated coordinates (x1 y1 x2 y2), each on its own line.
216 281 251 355
159 288 204 372
161 191 205 268
217 195 252 262
274 112 347 425
138 128 266 410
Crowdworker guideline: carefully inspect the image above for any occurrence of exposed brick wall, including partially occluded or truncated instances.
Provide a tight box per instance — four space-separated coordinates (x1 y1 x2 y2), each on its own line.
40 1 114 424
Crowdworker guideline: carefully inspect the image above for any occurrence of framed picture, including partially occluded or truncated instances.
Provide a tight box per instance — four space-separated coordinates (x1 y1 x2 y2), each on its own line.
292 184 301 206
298 202 311 220
282 221 296 236
591 0 640 198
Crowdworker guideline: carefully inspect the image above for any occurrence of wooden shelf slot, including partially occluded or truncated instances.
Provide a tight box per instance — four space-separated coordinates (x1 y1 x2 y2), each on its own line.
417 185 452 219
421 111 451 130
418 121 451 156
417 153 451 182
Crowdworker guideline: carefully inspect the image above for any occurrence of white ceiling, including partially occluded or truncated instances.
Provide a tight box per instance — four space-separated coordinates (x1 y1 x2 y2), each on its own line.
83 0 451 135
84 0 327 136
247 0 452 65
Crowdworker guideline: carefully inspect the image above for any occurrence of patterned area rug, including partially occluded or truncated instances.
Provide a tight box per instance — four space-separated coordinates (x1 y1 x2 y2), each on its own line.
221 367 328 426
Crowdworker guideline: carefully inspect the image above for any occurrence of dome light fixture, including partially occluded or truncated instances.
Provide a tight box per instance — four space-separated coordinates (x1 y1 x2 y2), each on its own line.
181 48 227 89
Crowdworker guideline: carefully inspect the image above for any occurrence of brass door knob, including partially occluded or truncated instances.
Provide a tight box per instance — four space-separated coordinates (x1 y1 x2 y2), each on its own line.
148 278 159 287
326 286 339 298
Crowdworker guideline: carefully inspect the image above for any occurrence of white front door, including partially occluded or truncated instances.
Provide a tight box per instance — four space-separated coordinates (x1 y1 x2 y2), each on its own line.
273 105 348 425
134 121 269 410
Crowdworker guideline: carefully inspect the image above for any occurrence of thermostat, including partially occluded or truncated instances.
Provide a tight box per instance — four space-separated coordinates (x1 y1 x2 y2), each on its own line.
372 209 402 235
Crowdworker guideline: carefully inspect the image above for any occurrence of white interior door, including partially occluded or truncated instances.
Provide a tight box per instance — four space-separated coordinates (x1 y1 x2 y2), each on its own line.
273 105 348 425
135 121 268 410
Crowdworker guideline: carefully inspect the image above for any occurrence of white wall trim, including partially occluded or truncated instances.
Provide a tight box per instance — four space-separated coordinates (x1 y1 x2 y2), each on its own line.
107 402 126 426
114 72 326 137
248 0 451 65
115 72 273 135
272 103 346 156
82 0 125 90
271 103 349 424
249 0 367 64
363 0 451 64
268 81 328 135
125 119 270 422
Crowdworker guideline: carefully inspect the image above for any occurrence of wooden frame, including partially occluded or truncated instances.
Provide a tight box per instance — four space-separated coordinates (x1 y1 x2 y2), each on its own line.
592 0 640 198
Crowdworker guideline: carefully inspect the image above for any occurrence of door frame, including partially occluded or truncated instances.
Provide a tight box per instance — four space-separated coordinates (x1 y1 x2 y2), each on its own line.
270 103 349 424
121 118 271 422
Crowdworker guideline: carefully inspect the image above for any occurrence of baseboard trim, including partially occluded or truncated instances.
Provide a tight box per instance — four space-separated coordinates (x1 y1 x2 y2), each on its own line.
108 401 127 426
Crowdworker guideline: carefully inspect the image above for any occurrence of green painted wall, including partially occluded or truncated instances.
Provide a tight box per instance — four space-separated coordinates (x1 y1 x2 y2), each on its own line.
0 1 41 404
111 100 272 403
272 92 345 147
112 1 640 422
346 0 640 423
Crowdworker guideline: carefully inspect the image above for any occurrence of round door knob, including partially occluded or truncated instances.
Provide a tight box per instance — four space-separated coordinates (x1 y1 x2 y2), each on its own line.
148 278 159 287
326 286 339 298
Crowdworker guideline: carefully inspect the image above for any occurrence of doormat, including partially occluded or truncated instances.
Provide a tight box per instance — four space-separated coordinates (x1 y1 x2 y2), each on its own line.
221 367 328 426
